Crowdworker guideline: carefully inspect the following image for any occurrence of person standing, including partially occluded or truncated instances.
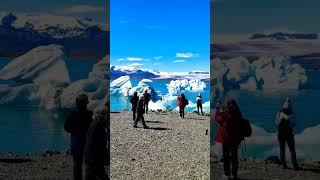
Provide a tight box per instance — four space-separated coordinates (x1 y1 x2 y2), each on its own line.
143 90 151 113
64 94 93 180
214 99 243 180
197 93 204 115
177 93 188 118
130 92 139 122
84 105 110 180
276 98 300 170
133 95 148 129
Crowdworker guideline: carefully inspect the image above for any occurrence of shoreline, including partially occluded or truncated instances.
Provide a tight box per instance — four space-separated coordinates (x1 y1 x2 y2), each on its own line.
111 110 210 179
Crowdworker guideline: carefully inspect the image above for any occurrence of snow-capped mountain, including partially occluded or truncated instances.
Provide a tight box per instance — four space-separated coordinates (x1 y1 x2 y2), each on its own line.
249 32 318 40
110 65 210 80
211 32 320 64
110 65 160 79
0 12 109 59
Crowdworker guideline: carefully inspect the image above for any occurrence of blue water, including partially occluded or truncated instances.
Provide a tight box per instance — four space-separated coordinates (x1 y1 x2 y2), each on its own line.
110 79 210 111
210 70 320 159
0 57 96 154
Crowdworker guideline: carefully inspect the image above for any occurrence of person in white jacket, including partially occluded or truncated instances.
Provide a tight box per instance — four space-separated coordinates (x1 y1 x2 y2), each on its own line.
276 97 300 170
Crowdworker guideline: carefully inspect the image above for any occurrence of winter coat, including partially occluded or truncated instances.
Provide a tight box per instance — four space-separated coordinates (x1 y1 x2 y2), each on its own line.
64 109 93 139
136 99 145 114
214 107 243 144
130 96 139 112
143 92 151 103
177 97 188 108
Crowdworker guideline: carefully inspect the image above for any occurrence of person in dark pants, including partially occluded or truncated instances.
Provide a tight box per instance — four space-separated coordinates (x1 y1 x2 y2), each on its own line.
214 99 244 180
130 92 139 122
196 93 204 115
177 93 188 118
133 95 148 129
143 90 151 113
276 98 300 170
84 105 110 180
64 94 93 180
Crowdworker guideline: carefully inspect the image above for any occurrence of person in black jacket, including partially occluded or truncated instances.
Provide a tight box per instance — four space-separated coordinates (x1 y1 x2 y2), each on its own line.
64 94 93 180
143 90 151 113
84 105 110 180
133 95 148 129
130 92 139 122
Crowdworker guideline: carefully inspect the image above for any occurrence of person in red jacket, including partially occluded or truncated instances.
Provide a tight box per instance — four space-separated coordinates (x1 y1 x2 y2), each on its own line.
177 93 188 118
214 99 243 180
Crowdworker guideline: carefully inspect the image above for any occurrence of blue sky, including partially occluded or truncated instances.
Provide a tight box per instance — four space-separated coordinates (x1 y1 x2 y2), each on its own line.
0 0 109 23
111 0 210 72
211 0 320 35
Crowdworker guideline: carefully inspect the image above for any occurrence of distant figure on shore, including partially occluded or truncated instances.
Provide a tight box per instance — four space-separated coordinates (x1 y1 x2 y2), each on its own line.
276 98 300 170
84 105 110 180
214 99 243 180
130 92 139 122
133 95 148 129
197 93 204 115
143 90 151 113
64 94 93 180
177 93 188 119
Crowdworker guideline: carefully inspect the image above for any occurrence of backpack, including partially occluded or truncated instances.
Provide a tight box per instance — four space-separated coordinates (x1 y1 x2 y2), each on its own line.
184 99 189 106
240 118 252 137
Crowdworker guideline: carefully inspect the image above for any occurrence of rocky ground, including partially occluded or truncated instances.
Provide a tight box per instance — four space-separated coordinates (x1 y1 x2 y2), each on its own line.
0 151 72 180
210 153 320 180
111 110 210 180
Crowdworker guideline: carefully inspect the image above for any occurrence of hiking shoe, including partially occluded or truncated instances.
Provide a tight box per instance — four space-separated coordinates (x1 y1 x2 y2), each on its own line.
143 126 149 129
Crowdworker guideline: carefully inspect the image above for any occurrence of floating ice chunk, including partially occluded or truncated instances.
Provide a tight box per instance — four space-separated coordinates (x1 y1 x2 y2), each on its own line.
0 45 70 85
167 79 206 96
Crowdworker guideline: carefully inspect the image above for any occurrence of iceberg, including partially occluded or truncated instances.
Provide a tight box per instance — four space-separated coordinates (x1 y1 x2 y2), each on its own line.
0 45 70 85
212 56 308 98
110 76 132 96
167 79 206 96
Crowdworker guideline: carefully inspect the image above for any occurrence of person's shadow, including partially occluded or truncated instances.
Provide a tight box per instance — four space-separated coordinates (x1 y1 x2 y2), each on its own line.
145 120 164 124
135 126 170 130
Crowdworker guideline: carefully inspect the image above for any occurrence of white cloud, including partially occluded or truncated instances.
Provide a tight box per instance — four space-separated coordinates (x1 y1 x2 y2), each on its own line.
63 5 105 14
176 52 198 58
128 63 143 67
154 56 163 60
173 60 185 63
127 57 143 61
117 58 125 61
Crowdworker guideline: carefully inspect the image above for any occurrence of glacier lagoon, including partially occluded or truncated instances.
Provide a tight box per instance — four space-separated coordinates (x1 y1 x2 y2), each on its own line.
110 78 210 113
211 57 320 160
0 57 97 154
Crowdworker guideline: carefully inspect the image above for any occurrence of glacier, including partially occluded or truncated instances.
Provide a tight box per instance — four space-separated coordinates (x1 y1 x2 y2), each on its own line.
212 56 308 98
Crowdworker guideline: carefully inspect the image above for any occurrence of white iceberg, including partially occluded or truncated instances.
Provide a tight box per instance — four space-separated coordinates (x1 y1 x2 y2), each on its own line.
0 45 70 85
212 56 308 98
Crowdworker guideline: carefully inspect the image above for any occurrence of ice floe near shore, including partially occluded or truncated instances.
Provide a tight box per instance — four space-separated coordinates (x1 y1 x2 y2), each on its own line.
212 56 308 98
0 45 108 111
111 76 210 112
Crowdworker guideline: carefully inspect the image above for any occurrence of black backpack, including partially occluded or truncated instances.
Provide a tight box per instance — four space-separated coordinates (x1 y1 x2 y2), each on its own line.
240 118 252 137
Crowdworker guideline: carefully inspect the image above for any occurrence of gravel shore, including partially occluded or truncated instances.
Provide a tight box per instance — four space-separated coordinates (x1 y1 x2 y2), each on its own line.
0 151 72 180
111 110 210 180
210 146 320 180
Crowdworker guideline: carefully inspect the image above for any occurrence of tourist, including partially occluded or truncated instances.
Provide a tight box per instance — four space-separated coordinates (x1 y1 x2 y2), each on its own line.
130 92 139 122
143 90 151 113
177 93 188 118
84 105 110 180
276 97 300 170
197 93 204 115
133 95 148 129
64 94 93 180
214 99 243 180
